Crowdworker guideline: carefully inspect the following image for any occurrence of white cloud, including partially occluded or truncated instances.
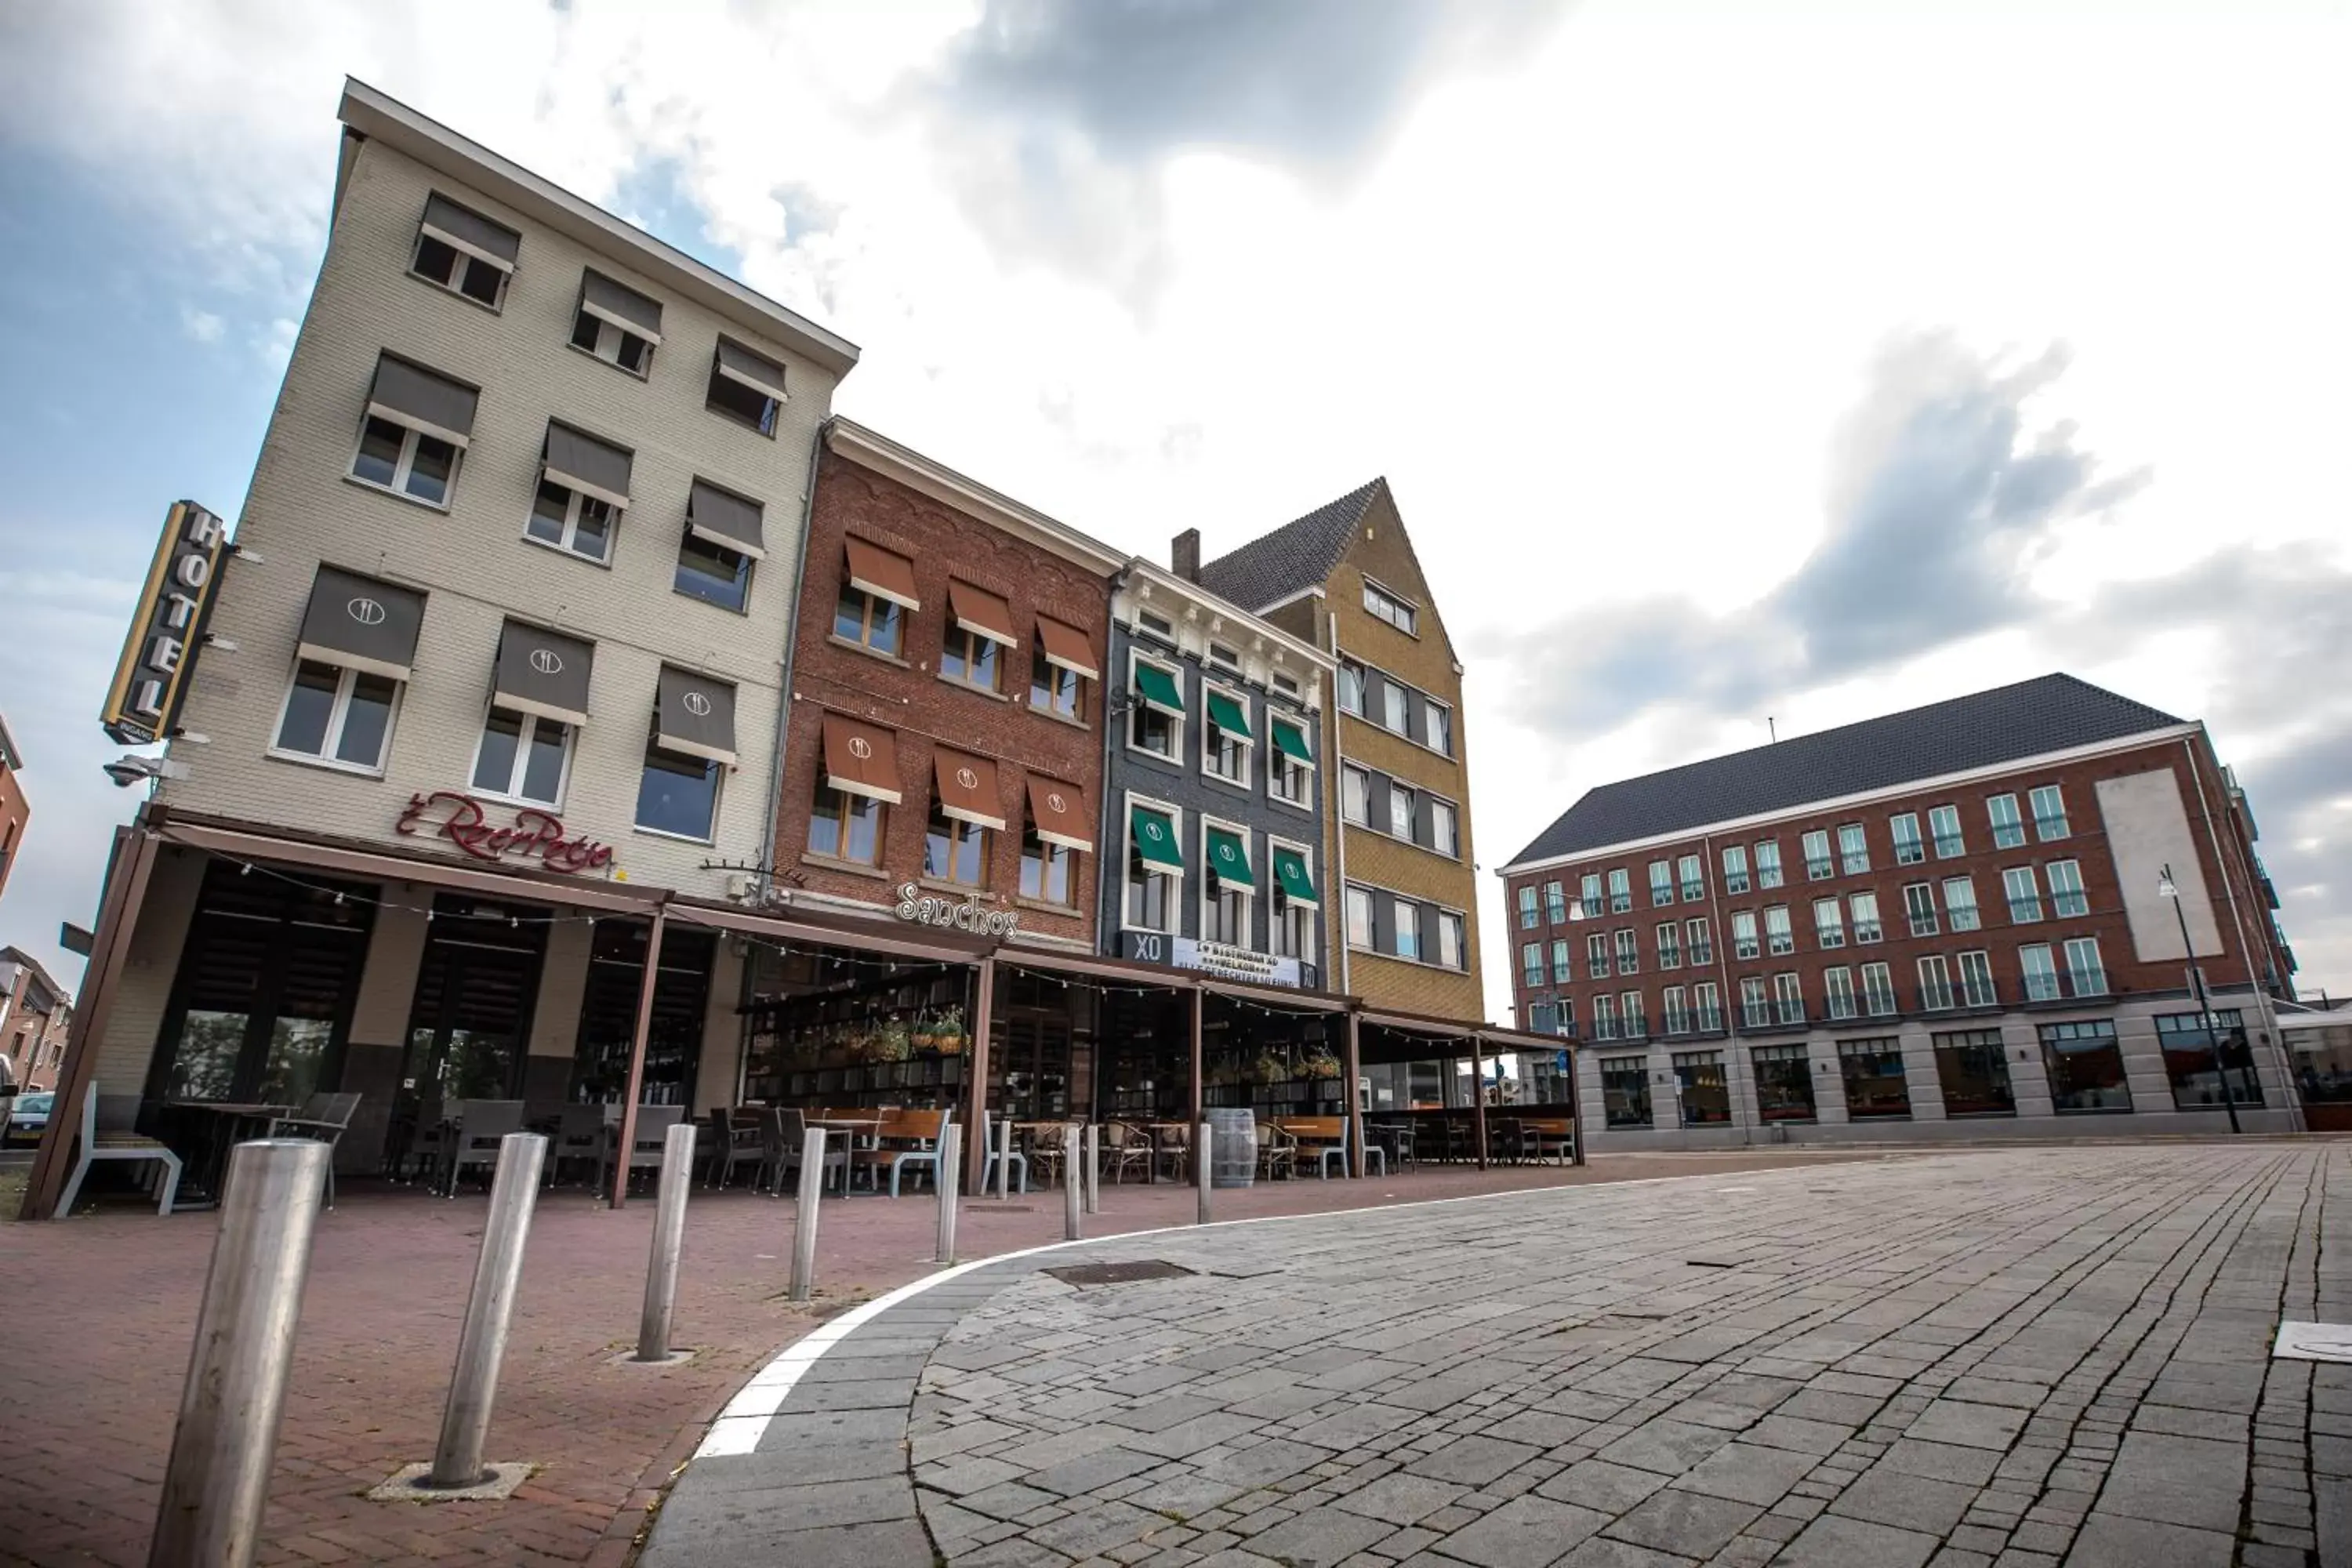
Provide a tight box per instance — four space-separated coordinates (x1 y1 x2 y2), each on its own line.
180 306 225 344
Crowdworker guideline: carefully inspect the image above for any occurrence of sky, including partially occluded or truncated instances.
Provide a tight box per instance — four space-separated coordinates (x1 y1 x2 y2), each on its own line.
0 0 2346 1018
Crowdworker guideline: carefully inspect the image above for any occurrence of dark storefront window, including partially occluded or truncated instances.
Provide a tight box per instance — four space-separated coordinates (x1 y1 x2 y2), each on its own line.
2157 1009 2264 1109
572 922 717 1105
1673 1051 1730 1126
399 896 549 1114
1933 1029 2016 1116
1837 1037 1911 1119
1600 1056 1651 1128
1751 1043 1817 1122
2039 1018 2132 1112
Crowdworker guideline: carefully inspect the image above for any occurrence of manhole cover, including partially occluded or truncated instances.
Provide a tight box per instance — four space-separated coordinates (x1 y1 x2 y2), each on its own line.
1046 1260 1198 1287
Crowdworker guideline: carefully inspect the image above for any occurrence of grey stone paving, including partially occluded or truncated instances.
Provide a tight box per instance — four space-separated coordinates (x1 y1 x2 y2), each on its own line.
643 1145 2352 1566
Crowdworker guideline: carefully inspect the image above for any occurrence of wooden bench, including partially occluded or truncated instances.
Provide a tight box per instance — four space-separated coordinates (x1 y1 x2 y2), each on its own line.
1272 1116 1370 1178
852 1107 949 1196
1515 1116 1575 1166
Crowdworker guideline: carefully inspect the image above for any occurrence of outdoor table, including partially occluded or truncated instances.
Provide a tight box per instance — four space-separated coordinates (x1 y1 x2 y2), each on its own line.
169 1101 297 1207
1367 1121 1414 1171
806 1117 883 1191
1146 1122 1194 1184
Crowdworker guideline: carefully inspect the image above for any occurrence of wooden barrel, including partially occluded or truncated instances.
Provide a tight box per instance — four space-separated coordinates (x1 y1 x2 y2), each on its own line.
1206 1108 1257 1189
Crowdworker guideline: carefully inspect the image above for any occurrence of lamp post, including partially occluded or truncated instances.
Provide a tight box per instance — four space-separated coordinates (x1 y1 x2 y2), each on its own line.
2161 864 2240 1134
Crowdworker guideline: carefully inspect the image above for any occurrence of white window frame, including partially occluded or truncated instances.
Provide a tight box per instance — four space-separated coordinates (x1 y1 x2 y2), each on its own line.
1268 833 1317 962
1428 796 1458 858
1338 659 1367 716
1679 854 1705 902
1517 886 1539 929
467 706 575 809
1381 679 1409 736
1345 884 1375 952
1650 859 1675 906
1200 680 1254 789
1593 993 1618 1040
1929 804 1965 858
2031 784 2070 841
1421 696 1452 757
1126 649 1185 763
2046 858 2089 917
1958 949 1998 1007
1755 840 1784 888
1904 882 1938 938
1764 904 1795 956
1392 895 1421 962
1918 955 1955 1011
1588 932 1610 979
2064 936 2108 996
1694 981 1722 1031
1581 872 1605 917
1861 962 1897 1016
1825 966 1857 1020
1685 916 1712 966
1740 976 1771 1028
1656 922 1682 970
1120 791 1184 936
1621 990 1648 1039
1814 897 1846 949
1614 927 1639 975
1988 792 2027 849
1773 971 1805 1024
1944 876 1982 931
1199 814 1254 949
1838 822 1870 875
350 413 462 511
571 310 653 376
268 659 403 776
1269 713 1314 808
1802 829 1834 880
1544 880 1568 924
1387 779 1415 840
1341 764 1370 824
2004 866 2044 924
410 218 512 310
1732 909 1760 960
1437 909 1466 971
1362 576 1418 636
1608 868 1632 913
1850 891 1883 943
1521 942 1544 989
1551 938 1573 984
1663 985 1690 1035
1722 844 1751 895
2020 942 2060 1001
524 479 619 564
1891 812 1925 864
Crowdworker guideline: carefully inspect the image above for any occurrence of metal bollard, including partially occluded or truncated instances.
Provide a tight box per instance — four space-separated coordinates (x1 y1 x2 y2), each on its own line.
1083 1123 1101 1214
994 1116 1013 1200
1063 1125 1083 1240
633 1121 698 1363
934 1125 961 1265
1196 1120 1213 1225
789 1127 826 1303
426 1132 546 1489
149 1139 330 1568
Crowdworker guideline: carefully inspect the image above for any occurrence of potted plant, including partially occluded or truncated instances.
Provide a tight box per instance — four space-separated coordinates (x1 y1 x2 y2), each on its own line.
933 1006 966 1056
1301 1048 1342 1080
1251 1051 1289 1086
911 1013 938 1051
871 1020 912 1063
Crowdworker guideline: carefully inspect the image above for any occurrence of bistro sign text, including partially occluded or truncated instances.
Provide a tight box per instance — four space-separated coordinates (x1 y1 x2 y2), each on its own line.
895 883 1020 936
397 791 615 874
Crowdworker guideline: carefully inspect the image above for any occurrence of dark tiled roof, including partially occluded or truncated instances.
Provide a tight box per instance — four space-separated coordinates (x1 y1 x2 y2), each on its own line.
1196 477 1385 612
1504 674 2186 867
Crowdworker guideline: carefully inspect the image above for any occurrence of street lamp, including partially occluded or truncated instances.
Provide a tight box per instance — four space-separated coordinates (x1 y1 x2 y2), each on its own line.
2160 863 2240 1134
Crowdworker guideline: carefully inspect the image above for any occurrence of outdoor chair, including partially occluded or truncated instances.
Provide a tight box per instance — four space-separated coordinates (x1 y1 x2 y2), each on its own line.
397 1098 447 1184
547 1105 607 1186
706 1107 765 1189
866 1108 947 1197
266 1091 361 1207
1153 1122 1193 1184
1254 1121 1296 1181
1101 1121 1149 1185
1520 1117 1575 1166
56 1087 182 1217
442 1099 526 1195
596 1105 684 1199
1276 1116 1349 1179
1022 1121 1069 1189
774 1109 849 1196
978 1110 1028 1195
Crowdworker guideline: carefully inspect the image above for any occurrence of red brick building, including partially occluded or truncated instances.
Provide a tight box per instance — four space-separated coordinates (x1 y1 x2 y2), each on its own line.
1 946 71 1092
0 713 26 905
1500 675 2299 1146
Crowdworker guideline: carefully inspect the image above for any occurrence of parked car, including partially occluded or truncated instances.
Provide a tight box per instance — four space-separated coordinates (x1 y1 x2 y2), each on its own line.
4 1091 53 1147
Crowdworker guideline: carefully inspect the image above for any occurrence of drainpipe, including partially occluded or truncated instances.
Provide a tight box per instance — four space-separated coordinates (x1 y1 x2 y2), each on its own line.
757 416 829 904
2183 735 2298 1130
1701 830 1751 1148
1329 610 1352 997
1100 570 1130 954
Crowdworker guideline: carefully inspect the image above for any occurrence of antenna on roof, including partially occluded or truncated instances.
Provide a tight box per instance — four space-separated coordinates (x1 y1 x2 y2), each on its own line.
1767 716 1777 743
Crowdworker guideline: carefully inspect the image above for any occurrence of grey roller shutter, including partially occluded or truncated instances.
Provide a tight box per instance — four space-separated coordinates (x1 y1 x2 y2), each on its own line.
542 423 633 510
1413 791 1436 850
368 354 479 448
713 339 789 404
1372 895 1397 957
654 666 737 766
686 479 765 559
490 621 594 727
296 566 426 682
1407 689 1429 749
579 269 662 341
419 193 520 268
1419 904 1443 963
1365 772 1392 839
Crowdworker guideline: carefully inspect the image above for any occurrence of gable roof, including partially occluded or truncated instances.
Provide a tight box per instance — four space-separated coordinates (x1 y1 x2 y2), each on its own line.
0 946 67 1010
1504 674 2187 869
1197 477 1386 612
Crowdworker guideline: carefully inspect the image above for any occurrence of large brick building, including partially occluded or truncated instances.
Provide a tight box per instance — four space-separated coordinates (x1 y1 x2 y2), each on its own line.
0 947 71 1093
0 713 25 904
1501 675 2300 1146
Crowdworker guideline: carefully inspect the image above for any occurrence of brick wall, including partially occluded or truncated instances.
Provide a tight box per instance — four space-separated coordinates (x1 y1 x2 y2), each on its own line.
0 759 24 904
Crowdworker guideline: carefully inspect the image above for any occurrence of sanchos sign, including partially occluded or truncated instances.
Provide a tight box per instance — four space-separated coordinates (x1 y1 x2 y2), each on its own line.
894 882 1020 937
397 791 615 874
101 500 229 745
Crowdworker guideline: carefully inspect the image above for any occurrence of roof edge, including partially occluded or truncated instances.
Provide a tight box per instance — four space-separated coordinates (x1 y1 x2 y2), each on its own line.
823 419 1127 577
1120 559 1337 673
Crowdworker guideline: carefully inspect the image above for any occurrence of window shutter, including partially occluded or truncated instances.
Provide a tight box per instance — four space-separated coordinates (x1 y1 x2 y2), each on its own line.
1372 895 1397 956
1365 771 1392 837
1413 792 1436 848
1419 903 1443 961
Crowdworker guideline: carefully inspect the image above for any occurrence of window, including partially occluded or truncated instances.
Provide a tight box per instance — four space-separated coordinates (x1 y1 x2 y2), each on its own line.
1802 829 1834 880
2157 1009 2263 1109
353 412 461 507
1838 824 1870 875
1387 781 1414 840
1207 641 1240 673
353 358 474 506
1850 891 1883 943
1944 877 1981 932
1740 976 1771 1029
2004 866 2043 923
1891 813 1925 865
1685 917 1713 966
274 661 398 771
2020 943 2060 1001
1128 805 1181 931
1674 1052 1731 1125
1917 955 1955 1011
1428 799 1458 858
1722 844 1751 895
808 780 883 866
1657 922 1683 969
1139 611 1174 640
470 708 570 806
1755 840 1784 888
1551 939 1573 985
1621 991 1648 1040
1269 719 1312 804
1521 942 1544 989
1679 855 1705 902
1518 886 1540 930
1593 993 1618 1040
1544 880 1568 924
1393 898 1421 961
1732 910 1760 960
707 338 786 437
1693 982 1723 1032
1203 687 1252 784
1904 884 1938 938
675 531 751 612
1031 645 1085 724
1424 700 1453 756
1581 873 1605 918
1664 985 1690 1035
569 271 659 375
1203 830 1250 946
1929 804 1965 858
2031 784 2070 840
1987 793 2026 850
1270 670 1300 698
1839 1039 1911 1120
1861 962 1897 1016
1764 905 1795 956
1608 869 1632 913
1338 659 1367 715
1933 1029 2015 1116
1650 860 1675 906
1588 934 1610 979
1773 971 1805 1025
2046 859 2089 917
1813 898 1846 949
1601 1057 1650 1126
924 800 988 887
411 194 517 308
942 625 1004 694
1342 764 1370 823
835 583 904 657
1344 886 1374 949
1274 887 1315 963
1128 655 1184 759
1614 928 1639 975
1381 680 1409 735
636 741 720 840
1958 949 1998 1007
527 478 618 564
1438 912 1465 971
1753 1042 1815 1120
1363 579 1417 635
2063 937 2107 996
1825 966 1857 1020
1020 822 1074 906
2041 1020 2130 1112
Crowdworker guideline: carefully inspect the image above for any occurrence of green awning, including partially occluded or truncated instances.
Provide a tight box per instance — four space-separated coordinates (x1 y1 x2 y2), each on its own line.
1132 660 1185 717
1205 689 1252 740
1272 847 1318 909
1131 806 1183 873
1204 825 1254 887
1271 718 1312 764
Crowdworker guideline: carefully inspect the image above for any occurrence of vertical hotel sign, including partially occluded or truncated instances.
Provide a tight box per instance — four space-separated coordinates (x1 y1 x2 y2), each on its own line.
100 500 228 745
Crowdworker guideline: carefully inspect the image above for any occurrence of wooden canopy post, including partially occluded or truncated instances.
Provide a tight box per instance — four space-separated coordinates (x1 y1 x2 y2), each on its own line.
1343 1010 1364 1178
1468 1033 1489 1171
610 907 667 1210
1188 985 1204 1131
963 955 996 1192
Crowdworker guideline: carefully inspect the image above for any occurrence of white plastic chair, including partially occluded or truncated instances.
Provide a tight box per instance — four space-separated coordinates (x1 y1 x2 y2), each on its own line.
56 1087 182 1217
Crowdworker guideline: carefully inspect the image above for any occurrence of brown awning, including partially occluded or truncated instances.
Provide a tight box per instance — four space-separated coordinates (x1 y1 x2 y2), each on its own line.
844 536 920 611
1036 615 1098 681
1026 776 1093 852
934 749 1005 829
948 579 1017 648
821 714 902 804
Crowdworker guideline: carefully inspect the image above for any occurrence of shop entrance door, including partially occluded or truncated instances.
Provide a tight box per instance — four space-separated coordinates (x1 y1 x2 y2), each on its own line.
396 896 547 1135
571 922 716 1105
